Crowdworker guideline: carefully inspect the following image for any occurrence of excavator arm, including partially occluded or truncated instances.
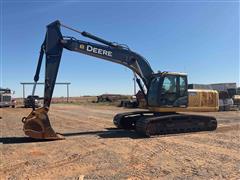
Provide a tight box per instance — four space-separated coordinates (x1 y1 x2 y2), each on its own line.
22 20 154 139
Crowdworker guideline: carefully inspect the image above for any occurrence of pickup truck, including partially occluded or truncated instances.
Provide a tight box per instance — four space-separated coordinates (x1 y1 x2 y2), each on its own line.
24 95 42 108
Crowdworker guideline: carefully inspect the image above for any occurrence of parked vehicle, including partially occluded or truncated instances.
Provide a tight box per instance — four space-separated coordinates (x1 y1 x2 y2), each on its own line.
24 95 42 108
0 88 16 108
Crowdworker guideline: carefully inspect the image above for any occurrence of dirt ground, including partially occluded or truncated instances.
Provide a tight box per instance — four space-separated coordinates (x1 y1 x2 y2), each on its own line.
1 104 240 180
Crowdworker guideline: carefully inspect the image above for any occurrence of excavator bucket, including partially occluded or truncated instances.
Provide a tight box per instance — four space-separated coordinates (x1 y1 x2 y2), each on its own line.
22 107 64 140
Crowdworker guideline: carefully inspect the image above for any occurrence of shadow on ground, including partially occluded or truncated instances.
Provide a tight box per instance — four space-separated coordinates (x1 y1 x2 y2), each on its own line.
0 128 143 144
63 128 143 139
1 127 214 144
0 137 52 144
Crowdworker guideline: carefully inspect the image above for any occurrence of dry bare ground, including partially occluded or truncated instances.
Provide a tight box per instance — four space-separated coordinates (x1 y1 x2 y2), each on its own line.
1 104 240 179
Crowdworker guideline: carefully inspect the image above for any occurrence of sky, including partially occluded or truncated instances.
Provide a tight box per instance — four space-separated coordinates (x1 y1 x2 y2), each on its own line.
0 0 239 98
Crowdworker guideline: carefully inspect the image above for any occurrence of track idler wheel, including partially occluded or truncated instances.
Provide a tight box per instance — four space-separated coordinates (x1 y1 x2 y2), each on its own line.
22 107 64 140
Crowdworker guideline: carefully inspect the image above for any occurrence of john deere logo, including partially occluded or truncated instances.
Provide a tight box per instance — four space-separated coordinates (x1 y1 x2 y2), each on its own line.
79 44 85 49
86 45 112 57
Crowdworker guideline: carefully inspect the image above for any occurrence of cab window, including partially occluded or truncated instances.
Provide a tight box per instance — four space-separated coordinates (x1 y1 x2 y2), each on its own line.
179 76 187 96
162 75 177 94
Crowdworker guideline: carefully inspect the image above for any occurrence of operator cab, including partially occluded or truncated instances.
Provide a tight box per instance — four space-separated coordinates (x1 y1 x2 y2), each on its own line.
147 72 188 107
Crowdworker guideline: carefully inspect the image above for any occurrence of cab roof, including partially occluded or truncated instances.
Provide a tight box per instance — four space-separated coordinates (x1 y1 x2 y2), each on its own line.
161 71 187 76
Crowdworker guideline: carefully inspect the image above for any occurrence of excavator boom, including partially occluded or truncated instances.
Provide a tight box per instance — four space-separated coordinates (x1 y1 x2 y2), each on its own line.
40 21 153 107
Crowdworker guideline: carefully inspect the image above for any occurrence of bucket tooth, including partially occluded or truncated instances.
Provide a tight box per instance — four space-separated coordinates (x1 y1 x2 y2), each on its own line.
22 107 64 140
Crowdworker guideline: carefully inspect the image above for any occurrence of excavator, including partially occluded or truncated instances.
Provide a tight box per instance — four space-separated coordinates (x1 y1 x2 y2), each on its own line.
22 20 217 140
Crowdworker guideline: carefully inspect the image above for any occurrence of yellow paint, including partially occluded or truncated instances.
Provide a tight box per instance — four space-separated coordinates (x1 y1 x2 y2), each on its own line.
79 44 85 49
148 89 219 112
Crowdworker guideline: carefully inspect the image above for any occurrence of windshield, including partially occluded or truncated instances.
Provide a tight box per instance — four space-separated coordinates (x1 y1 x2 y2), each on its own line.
148 77 161 106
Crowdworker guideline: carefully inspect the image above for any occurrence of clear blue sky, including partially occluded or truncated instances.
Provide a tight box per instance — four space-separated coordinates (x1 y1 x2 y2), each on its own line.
1 1 239 97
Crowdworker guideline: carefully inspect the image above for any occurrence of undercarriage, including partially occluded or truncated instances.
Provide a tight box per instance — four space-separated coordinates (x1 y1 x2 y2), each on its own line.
113 111 217 137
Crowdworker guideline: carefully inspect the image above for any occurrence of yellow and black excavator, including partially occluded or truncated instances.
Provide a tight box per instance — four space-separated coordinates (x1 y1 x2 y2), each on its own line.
22 20 217 140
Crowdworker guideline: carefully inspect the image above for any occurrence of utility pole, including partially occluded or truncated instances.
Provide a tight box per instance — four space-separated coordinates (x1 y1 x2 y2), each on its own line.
67 84 69 103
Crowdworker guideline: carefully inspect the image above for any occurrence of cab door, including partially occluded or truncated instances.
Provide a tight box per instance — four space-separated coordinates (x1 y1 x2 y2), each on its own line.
159 75 188 107
147 74 188 107
159 75 177 106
